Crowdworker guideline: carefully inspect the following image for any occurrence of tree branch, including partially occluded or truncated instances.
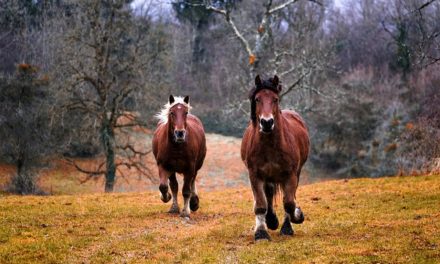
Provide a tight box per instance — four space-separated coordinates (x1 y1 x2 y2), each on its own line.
204 2 253 58
418 0 436 11
269 0 299 14
64 158 106 183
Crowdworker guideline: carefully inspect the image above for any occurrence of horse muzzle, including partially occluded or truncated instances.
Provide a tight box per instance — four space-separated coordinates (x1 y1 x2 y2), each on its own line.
174 129 186 143
260 117 274 133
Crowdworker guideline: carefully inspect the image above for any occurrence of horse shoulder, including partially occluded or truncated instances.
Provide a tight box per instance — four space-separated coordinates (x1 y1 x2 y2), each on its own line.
281 110 307 129
241 123 255 162
187 114 207 166
152 123 168 161
281 110 310 164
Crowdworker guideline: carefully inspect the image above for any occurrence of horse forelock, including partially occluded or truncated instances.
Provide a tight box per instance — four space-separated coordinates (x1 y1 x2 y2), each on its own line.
155 96 192 125
249 78 281 125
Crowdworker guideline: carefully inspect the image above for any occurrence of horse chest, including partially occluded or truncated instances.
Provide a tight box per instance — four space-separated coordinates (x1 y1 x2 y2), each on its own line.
161 149 193 172
251 145 295 180
258 162 283 176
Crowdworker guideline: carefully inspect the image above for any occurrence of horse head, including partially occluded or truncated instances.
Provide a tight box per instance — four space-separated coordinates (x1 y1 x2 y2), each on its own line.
249 75 282 133
168 95 190 143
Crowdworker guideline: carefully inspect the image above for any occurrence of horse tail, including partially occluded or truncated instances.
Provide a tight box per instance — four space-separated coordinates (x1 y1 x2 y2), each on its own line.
273 182 281 206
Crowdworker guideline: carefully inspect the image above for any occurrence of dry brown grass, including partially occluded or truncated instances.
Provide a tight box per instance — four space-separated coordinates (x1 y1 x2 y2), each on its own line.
1 175 439 263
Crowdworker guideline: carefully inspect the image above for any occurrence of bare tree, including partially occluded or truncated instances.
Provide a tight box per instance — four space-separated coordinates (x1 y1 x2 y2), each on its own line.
57 0 157 192
200 0 325 92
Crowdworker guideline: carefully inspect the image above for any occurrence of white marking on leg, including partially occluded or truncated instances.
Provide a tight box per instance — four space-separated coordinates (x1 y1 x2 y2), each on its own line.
191 180 198 196
182 197 190 217
294 207 301 220
172 195 178 208
255 214 267 231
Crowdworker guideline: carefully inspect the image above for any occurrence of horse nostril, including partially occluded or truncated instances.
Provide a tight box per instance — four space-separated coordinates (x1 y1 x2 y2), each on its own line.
260 118 274 131
267 119 274 127
175 130 185 138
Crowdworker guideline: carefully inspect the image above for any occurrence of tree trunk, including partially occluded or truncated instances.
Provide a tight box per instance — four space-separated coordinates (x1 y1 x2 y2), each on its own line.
13 151 36 194
101 121 116 192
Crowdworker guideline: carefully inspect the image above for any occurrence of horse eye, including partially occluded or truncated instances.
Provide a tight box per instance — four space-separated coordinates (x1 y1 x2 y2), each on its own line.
170 112 175 117
255 98 260 102
273 98 278 103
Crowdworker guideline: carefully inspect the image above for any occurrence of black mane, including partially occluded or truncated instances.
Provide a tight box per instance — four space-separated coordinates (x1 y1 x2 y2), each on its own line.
249 75 282 125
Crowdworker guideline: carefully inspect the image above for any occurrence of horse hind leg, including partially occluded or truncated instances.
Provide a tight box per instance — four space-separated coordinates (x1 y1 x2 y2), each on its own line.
189 177 199 212
168 173 180 214
280 175 304 236
291 169 305 224
264 182 279 230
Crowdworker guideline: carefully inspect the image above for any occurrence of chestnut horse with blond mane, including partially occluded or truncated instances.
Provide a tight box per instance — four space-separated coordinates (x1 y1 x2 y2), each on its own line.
241 75 310 241
152 95 206 218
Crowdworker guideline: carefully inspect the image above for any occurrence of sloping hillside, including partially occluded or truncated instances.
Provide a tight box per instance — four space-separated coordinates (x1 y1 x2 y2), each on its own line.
1 175 439 263
0 133 251 194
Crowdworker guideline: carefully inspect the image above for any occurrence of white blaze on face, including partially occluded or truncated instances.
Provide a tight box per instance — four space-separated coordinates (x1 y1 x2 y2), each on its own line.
260 114 273 120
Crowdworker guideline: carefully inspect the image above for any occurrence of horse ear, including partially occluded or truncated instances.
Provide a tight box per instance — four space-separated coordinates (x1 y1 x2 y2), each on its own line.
169 95 175 104
255 75 262 87
183 95 190 104
272 75 279 88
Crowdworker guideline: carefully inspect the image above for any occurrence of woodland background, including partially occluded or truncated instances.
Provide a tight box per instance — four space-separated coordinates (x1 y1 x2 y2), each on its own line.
0 0 439 194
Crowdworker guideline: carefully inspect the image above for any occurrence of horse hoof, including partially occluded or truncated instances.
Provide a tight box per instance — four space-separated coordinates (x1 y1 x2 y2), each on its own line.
280 219 294 236
291 207 304 224
190 195 199 212
160 192 172 203
168 205 180 214
254 229 271 241
266 211 279 230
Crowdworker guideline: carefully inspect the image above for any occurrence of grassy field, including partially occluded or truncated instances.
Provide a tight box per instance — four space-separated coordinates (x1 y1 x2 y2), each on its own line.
1 174 439 263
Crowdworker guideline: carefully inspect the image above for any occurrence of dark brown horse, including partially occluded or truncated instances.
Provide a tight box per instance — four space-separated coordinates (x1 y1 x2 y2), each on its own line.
152 95 206 218
241 75 310 241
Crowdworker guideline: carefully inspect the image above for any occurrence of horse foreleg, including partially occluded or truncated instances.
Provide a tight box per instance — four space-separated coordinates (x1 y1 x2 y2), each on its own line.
280 175 304 236
168 173 180 214
190 177 199 212
264 182 279 230
250 175 270 241
180 173 193 218
158 166 172 203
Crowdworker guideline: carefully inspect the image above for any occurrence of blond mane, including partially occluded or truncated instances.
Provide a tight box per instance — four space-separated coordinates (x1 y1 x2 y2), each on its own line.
155 96 192 124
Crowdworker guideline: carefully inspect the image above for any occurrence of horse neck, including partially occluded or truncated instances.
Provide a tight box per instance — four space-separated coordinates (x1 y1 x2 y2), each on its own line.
165 121 175 144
